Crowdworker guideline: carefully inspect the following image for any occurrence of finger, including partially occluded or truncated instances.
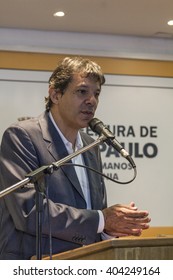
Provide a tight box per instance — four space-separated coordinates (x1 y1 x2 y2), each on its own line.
113 228 143 236
125 211 149 218
124 216 151 223
116 204 138 211
129 201 138 210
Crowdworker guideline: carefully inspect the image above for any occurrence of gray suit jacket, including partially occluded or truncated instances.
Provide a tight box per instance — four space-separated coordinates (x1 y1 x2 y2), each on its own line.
0 111 107 259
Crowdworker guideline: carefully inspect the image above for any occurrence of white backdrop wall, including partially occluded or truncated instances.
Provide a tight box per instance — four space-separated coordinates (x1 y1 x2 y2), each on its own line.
1 28 173 60
0 69 173 226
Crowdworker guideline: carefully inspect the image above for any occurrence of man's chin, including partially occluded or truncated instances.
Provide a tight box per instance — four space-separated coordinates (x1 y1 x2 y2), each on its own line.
81 117 93 128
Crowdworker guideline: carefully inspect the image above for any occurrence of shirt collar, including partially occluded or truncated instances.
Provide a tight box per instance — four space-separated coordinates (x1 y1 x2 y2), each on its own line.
49 111 83 153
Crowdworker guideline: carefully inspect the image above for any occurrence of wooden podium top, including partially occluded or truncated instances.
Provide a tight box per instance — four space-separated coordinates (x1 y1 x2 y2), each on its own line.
42 236 173 260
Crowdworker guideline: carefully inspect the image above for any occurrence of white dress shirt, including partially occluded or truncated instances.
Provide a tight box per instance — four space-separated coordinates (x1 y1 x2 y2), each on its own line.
49 112 106 234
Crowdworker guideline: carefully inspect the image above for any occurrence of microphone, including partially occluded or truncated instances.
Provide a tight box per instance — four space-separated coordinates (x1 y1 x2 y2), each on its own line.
89 118 136 168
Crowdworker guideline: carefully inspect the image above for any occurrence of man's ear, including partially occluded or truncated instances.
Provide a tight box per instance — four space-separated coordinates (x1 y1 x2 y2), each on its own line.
48 88 61 104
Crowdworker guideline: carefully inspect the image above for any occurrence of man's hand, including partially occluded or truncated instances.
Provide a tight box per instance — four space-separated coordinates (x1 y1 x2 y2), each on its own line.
102 202 151 237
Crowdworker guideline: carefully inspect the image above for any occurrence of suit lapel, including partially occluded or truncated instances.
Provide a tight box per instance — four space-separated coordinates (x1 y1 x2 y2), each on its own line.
38 112 86 203
82 137 104 210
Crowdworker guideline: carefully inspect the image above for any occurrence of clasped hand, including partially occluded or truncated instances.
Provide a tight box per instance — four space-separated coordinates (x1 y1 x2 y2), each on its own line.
102 202 151 237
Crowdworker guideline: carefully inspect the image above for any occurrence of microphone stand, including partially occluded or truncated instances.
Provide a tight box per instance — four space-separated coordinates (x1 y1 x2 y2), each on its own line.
0 134 107 260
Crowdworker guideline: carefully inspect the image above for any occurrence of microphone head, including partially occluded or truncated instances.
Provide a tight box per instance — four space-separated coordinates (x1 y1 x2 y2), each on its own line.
89 118 136 168
89 118 114 139
89 118 104 135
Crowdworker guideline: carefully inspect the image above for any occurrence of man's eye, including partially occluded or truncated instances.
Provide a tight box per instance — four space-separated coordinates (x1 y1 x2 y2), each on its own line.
77 89 88 95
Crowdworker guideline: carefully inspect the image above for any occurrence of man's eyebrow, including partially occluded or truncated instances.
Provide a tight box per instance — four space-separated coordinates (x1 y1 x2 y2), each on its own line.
76 85 90 90
77 84 88 87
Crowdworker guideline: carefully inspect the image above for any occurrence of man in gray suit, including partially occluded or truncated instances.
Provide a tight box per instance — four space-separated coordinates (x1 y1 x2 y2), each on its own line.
0 57 150 259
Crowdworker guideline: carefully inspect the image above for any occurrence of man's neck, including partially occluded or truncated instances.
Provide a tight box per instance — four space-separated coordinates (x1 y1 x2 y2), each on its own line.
49 110 78 147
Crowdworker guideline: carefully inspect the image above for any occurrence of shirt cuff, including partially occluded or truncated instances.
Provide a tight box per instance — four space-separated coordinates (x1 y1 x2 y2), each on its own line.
97 210 105 233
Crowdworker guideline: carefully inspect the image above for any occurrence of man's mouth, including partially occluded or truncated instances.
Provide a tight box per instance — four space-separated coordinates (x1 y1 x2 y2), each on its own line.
81 110 94 117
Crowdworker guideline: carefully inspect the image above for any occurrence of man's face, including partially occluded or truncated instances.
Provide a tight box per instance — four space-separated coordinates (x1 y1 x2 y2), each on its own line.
55 73 101 130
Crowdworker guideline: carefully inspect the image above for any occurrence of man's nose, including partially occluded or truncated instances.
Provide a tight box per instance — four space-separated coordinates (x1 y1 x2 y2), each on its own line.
85 93 98 105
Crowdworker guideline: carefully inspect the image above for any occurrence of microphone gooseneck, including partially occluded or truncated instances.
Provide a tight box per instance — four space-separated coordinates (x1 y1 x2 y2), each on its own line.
89 118 136 168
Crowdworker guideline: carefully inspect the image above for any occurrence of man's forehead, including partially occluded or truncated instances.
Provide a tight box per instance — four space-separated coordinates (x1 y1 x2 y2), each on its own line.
72 72 100 83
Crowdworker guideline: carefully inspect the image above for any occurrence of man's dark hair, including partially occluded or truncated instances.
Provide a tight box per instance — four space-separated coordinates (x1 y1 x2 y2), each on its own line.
45 56 105 111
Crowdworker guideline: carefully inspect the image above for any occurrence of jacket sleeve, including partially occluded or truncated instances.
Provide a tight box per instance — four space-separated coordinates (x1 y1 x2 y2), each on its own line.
0 124 100 246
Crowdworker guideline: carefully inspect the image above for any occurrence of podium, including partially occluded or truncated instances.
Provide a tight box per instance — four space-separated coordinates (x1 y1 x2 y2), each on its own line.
43 237 173 260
